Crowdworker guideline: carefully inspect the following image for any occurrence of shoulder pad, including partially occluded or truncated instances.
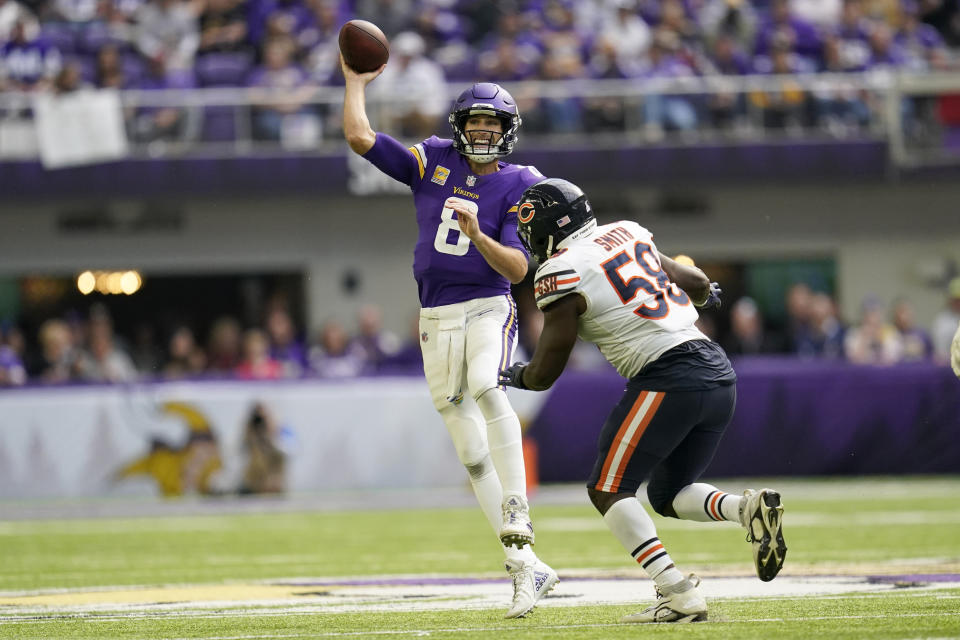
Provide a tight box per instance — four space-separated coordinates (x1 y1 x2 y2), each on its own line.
534 260 581 308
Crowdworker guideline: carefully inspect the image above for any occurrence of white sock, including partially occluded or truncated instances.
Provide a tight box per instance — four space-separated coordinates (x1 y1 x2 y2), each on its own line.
477 389 526 498
466 456 505 534
671 483 742 522
603 498 680 587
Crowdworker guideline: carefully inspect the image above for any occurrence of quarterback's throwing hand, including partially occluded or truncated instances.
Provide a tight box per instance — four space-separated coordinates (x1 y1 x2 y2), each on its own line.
697 282 723 309
499 362 529 390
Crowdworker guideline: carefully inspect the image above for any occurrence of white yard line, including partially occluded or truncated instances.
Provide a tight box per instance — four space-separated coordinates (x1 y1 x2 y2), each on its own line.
1 574 958 623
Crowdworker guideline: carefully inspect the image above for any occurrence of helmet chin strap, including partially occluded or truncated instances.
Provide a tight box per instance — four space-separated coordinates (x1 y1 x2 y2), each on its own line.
545 235 555 259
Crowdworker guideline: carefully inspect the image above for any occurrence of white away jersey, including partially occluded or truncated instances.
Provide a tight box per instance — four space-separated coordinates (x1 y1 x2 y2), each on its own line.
533 221 708 378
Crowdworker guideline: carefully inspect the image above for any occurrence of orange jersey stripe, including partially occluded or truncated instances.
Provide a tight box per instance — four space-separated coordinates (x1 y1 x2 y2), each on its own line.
556 277 580 285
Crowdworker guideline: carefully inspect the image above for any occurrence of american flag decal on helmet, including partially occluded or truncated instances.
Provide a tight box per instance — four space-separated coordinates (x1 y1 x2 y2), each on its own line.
557 215 571 227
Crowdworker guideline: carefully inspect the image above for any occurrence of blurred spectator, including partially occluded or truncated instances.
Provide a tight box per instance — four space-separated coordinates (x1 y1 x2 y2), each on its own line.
830 0 873 72
378 311 424 373
660 0 703 55
239 401 287 494
639 28 699 138
351 304 400 371
931 276 960 363
596 0 651 76
206 315 242 373
751 33 812 132
309 319 366 377
354 0 414 37
784 282 816 355
700 0 758 51
476 10 540 81
754 0 823 65
135 0 200 73
918 0 960 47
131 321 164 375
410 0 470 79
247 35 319 146
537 43 587 132
895 0 950 71
0 327 27 386
891 297 933 360
721 296 784 355
370 31 447 139
162 324 207 378
477 35 538 82
52 59 89 92
0 16 61 92
34 318 79 382
197 0 249 55
866 20 908 68
75 308 139 382
844 296 903 363
0 0 30 42
235 327 284 379
265 306 307 376
301 0 342 84
791 0 843 29
94 43 128 88
808 291 846 358
130 56 198 143
702 33 752 129
814 34 872 135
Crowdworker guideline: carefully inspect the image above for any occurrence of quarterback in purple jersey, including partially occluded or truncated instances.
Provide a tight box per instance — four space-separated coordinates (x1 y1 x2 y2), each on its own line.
341 56 556 618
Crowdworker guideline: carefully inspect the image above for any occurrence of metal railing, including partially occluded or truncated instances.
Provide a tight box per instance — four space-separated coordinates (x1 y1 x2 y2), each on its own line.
2 70 960 169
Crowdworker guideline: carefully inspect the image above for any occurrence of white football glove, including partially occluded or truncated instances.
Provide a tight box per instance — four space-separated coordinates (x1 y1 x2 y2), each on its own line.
951 322 960 378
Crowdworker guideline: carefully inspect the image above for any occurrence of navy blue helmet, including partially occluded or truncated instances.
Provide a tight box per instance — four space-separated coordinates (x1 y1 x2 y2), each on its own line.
517 178 597 263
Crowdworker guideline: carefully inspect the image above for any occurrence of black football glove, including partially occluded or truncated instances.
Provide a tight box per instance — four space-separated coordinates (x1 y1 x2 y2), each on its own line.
696 282 722 309
498 361 529 390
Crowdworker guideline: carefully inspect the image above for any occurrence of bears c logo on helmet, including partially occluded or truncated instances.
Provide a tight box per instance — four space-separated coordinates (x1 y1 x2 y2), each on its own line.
517 202 536 223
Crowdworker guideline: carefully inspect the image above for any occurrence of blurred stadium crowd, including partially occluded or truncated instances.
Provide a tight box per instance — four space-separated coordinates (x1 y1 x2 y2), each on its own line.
2 0 960 142
1 275 958 386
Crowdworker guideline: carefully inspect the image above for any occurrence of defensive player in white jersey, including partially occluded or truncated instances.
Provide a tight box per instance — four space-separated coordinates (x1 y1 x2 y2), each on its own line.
499 179 788 624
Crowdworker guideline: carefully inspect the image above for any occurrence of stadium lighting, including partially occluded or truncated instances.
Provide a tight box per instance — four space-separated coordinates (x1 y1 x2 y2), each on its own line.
76 270 144 295
120 271 142 295
77 271 96 295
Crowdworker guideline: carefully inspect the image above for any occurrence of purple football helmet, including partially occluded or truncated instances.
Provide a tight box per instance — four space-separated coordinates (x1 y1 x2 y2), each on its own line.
448 82 522 163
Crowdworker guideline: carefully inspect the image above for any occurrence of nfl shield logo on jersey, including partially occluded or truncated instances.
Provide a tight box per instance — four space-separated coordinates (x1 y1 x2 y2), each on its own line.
431 166 450 185
466 175 477 187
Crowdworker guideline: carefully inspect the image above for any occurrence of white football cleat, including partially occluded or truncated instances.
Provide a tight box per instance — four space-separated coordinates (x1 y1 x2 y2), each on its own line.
499 494 535 548
503 559 559 619
620 574 707 624
739 488 787 582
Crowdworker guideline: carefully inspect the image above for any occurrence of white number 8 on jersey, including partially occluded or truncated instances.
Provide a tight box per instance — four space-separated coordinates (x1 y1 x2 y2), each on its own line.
434 198 477 256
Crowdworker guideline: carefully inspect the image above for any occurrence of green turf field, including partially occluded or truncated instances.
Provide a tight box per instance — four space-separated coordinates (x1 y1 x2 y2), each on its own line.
1 476 958 639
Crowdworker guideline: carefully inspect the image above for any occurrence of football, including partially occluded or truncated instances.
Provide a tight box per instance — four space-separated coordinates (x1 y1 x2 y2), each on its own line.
339 20 390 73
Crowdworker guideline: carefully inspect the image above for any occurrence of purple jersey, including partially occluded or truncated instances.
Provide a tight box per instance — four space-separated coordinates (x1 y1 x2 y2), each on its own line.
363 133 543 307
